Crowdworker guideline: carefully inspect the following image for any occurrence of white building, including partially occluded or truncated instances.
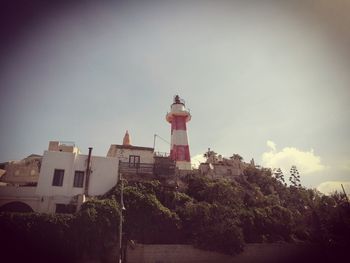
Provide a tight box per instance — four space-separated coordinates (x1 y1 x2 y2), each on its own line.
107 130 154 164
0 132 157 214
34 141 119 213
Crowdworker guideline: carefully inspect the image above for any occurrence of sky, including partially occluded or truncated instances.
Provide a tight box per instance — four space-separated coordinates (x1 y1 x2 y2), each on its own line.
1 0 350 194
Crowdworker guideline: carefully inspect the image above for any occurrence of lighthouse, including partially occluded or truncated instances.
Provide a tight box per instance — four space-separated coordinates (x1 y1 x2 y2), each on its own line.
166 95 192 170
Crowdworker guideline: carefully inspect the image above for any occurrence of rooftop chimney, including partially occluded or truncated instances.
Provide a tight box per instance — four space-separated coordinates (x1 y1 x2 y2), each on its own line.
123 130 131 146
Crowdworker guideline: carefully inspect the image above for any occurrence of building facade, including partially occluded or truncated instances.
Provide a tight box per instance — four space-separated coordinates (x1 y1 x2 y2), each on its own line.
0 133 158 213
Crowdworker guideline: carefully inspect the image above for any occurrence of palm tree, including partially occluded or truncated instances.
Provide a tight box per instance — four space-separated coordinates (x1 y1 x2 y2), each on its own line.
231 154 243 161
203 148 218 163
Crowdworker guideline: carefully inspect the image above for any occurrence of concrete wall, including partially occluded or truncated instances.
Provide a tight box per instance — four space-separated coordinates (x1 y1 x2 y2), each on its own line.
127 244 233 263
36 151 119 197
36 151 77 197
88 155 119 196
0 186 40 211
199 159 251 180
32 150 119 212
127 243 324 263
48 141 80 154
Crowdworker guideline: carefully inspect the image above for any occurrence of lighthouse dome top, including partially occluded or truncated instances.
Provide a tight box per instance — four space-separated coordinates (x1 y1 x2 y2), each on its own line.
172 95 186 106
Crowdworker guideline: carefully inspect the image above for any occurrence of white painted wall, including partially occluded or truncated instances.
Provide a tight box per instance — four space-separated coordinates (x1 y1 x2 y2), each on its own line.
36 151 76 196
108 146 154 164
87 155 119 196
36 150 119 197
31 150 119 212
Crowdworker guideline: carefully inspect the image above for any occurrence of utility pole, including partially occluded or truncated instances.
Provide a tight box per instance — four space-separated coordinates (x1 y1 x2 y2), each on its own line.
84 147 93 195
153 134 156 149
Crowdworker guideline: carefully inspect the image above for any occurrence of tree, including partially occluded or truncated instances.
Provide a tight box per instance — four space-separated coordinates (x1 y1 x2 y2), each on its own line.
289 165 301 188
272 168 287 186
178 202 244 255
73 198 121 260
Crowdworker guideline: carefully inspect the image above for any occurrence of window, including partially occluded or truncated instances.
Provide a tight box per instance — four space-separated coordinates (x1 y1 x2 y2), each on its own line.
52 169 64 186
129 155 140 167
73 171 85 188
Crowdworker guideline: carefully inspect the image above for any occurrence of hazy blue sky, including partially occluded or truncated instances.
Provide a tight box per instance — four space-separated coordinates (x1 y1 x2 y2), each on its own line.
1 0 350 194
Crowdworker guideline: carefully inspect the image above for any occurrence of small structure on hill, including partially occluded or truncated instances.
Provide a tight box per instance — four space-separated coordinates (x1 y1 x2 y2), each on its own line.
199 149 256 180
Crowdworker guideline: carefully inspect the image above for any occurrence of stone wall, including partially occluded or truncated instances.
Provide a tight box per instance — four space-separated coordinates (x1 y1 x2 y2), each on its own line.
126 243 326 263
0 186 40 211
127 244 233 263
1 155 41 184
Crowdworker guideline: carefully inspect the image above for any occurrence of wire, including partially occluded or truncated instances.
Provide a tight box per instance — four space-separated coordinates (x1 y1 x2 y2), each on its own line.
154 134 170 145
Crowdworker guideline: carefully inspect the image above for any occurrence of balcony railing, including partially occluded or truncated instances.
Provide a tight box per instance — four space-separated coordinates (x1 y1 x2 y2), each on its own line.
58 141 75 147
119 162 154 175
154 151 170 158
118 161 175 176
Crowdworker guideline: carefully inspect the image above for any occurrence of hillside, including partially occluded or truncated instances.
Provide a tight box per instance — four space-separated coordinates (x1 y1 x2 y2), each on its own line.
102 166 350 256
1 166 349 262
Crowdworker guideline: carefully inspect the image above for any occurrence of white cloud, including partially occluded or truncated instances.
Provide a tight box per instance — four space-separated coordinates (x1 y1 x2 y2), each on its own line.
266 140 276 151
262 140 326 175
340 160 350 171
317 181 350 195
191 153 206 168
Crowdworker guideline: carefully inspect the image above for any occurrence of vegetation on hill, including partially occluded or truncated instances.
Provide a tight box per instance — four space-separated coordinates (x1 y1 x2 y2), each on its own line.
1 166 349 262
103 166 350 254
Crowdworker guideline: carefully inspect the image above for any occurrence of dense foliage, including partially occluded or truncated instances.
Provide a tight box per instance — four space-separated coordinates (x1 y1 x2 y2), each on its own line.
102 167 350 255
0 199 120 263
0 212 75 262
1 166 349 262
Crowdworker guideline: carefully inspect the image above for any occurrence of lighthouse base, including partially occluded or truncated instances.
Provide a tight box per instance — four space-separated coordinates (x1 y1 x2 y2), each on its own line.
176 161 192 170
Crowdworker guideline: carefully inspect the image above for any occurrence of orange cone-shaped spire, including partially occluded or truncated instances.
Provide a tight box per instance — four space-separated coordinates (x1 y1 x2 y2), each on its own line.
123 130 131 146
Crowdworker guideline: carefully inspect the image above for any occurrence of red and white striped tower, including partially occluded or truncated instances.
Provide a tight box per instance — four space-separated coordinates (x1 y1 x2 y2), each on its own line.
166 95 192 170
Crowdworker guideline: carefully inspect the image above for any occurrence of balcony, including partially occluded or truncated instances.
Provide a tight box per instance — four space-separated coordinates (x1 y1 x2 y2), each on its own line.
119 162 154 175
118 161 175 176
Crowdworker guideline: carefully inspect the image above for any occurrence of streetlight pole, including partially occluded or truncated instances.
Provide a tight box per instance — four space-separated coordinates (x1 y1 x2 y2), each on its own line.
118 161 125 263
119 176 122 263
